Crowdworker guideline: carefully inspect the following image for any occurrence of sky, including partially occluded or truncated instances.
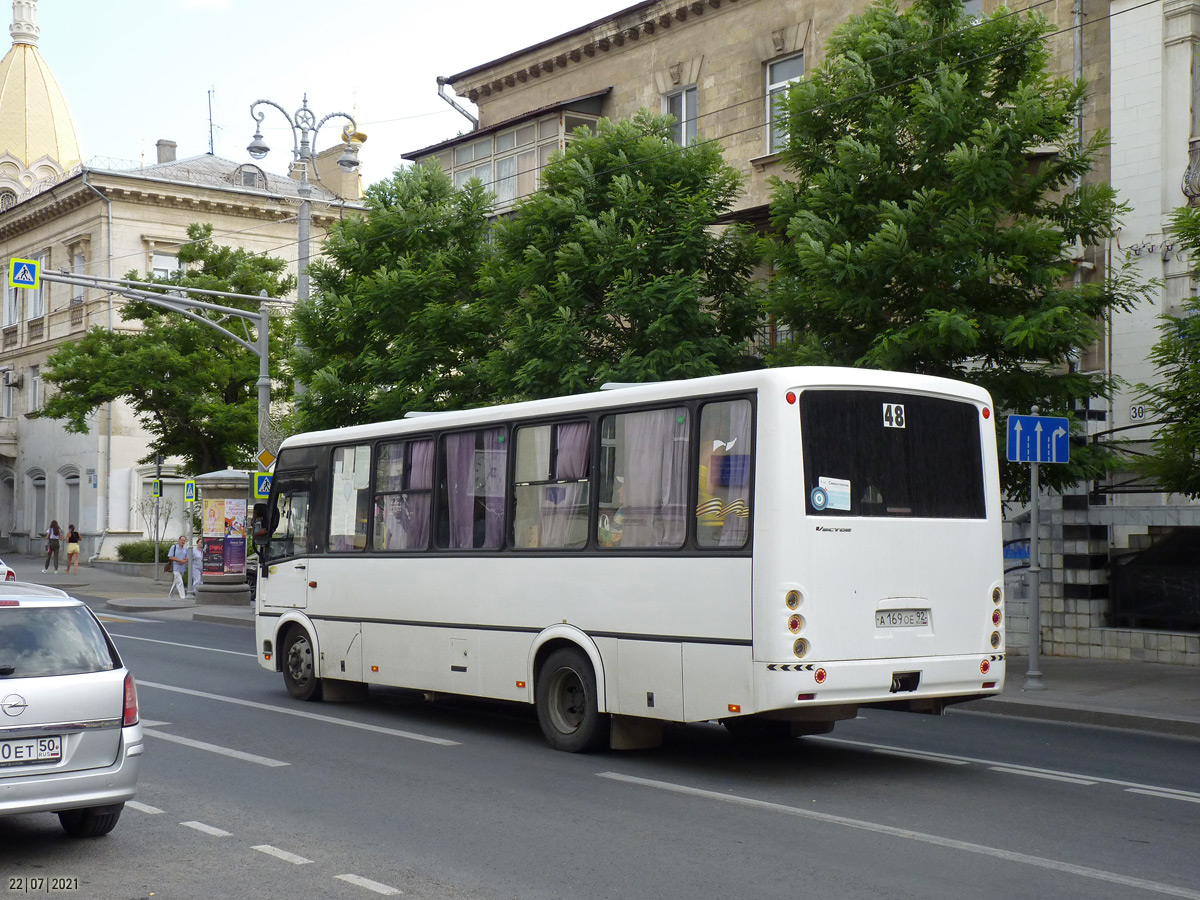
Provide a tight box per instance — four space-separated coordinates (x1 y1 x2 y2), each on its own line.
33 0 633 189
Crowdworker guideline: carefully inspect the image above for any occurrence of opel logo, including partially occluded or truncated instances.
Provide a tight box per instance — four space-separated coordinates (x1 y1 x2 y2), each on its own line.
1 693 28 717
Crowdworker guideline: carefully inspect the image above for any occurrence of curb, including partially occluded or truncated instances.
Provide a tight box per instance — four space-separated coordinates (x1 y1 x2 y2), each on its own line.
954 697 1200 740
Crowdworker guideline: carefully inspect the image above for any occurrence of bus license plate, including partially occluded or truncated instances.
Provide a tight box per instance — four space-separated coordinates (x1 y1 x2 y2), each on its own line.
876 609 929 628
0 735 62 767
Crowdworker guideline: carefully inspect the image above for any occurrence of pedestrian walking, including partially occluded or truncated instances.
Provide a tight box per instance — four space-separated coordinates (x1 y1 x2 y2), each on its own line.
65 524 82 574
167 535 189 599
43 520 62 573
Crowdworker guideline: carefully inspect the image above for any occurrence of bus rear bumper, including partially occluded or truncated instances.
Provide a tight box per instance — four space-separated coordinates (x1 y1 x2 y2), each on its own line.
754 653 1005 716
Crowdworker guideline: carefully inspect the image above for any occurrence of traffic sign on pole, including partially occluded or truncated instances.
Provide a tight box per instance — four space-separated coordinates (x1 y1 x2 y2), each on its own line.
8 258 40 289
1006 414 1070 464
151 478 163 499
184 479 196 503
254 472 272 500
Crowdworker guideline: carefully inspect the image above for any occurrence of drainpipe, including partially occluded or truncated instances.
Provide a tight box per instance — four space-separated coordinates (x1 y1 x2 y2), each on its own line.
436 76 479 129
81 170 113 563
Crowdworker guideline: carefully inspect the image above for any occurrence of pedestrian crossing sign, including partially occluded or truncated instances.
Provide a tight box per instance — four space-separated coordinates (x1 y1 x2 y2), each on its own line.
8 258 40 289
254 472 272 500
184 479 196 503
151 478 163 499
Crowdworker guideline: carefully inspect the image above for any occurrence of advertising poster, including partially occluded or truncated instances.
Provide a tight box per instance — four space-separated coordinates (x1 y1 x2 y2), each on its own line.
202 499 225 574
224 499 247 575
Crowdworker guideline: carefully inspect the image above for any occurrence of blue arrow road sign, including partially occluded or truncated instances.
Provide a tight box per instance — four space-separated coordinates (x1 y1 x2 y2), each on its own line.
1007 414 1071 464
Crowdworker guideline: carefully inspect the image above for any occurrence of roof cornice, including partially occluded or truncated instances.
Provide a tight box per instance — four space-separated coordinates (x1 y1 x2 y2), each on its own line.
449 0 738 104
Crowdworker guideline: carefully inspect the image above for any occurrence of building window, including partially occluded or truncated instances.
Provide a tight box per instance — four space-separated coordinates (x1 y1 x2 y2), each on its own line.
29 365 40 412
767 53 805 153
232 165 267 190
2 278 17 328
0 189 16 211
27 252 48 319
152 252 180 280
1 372 13 418
664 86 697 146
70 251 85 325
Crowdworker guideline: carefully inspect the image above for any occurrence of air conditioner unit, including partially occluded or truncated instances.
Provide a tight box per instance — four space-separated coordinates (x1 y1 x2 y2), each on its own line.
2 371 22 388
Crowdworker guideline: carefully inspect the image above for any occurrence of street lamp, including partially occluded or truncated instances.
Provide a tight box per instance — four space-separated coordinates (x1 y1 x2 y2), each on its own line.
247 94 360 306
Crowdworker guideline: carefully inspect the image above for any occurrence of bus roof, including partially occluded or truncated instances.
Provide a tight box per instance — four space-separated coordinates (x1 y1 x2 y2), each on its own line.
280 366 993 450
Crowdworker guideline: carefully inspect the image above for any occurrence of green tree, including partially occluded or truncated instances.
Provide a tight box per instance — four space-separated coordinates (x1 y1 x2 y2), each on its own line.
481 111 763 401
768 0 1149 497
291 163 494 429
1133 206 1200 496
41 224 295 472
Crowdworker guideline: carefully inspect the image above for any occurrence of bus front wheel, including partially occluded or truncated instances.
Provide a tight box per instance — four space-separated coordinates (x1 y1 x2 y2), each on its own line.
282 626 322 701
536 647 608 752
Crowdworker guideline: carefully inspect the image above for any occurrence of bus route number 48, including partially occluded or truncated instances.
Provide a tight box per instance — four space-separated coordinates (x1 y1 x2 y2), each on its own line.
883 403 906 429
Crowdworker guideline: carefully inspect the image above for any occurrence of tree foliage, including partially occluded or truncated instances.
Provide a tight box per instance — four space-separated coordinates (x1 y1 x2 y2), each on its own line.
481 111 763 400
1133 206 1200 496
41 223 295 473
291 163 494 430
768 0 1149 497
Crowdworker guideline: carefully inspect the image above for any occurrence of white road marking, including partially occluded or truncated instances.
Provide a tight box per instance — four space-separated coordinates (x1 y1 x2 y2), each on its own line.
127 801 163 814
252 845 313 864
139 681 459 746
143 727 289 767
139 719 170 727
598 771 1200 900
98 614 158 623
111 633 256 658
873 748 969 765
988 766 1097 785
1127 788 1200 805
335 874 403 895
812 734 1200 800
181 821 231 837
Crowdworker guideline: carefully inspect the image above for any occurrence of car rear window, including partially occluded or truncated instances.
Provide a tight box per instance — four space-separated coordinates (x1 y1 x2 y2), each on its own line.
0 606 117 678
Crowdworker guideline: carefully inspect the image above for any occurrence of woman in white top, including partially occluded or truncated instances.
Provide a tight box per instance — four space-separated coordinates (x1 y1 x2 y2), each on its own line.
43 520 62 573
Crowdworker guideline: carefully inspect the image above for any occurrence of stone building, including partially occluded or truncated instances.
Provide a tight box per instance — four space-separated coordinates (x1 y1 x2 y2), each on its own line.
0 0 362 561
405 0 1199 664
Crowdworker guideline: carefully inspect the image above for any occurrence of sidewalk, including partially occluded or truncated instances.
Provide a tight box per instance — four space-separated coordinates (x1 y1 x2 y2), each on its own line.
9 552 1200 740
9 551 253 629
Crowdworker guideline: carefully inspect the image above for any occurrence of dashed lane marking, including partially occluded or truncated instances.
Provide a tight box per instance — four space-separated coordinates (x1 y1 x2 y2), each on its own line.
126 801 163 814
1127 788 1200 804
598 771 1200 900
253 845 313 865
143 727 289 767
139 681 460 746
987 766 1097 785
335 874 403 895
111 633 256 658
181 821 231 837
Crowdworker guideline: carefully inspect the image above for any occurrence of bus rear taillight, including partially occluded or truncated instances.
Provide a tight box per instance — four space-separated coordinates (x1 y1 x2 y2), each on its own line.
814 668 827 685
980 659 991 675
992 609 1002 626
788 614 804 634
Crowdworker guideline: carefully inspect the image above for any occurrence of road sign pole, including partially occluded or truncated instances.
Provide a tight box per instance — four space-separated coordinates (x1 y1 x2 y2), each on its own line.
1025 410 1045 691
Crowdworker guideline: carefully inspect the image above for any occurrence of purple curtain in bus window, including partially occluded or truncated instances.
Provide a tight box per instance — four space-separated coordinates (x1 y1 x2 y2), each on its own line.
482 428 506 549
403 439 434 549
720 401 751 547
623 408 688 548
445 432 475 549
541 422 590 548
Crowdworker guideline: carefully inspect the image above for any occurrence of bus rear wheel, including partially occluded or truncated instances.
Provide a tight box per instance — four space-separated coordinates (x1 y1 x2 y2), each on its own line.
282 626 322 701
536 647 608 752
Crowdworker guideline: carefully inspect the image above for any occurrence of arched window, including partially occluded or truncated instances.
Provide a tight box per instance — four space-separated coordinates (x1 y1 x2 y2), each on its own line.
0 189 17 211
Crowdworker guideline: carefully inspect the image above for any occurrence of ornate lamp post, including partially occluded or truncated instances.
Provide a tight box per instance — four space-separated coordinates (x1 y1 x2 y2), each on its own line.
246 95 360 305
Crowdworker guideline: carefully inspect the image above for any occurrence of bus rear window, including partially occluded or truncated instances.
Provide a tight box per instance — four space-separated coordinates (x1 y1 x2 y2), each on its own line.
799 390 985 519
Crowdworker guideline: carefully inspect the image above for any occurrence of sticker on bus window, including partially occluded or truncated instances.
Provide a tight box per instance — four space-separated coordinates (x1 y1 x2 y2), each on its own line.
818 476 851 511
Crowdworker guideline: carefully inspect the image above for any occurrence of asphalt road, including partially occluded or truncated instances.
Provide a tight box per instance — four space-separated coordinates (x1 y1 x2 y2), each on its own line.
1 607 1197 900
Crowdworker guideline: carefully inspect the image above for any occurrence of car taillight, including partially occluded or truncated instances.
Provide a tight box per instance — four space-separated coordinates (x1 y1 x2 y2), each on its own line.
123 673 139 726
4 571 13 581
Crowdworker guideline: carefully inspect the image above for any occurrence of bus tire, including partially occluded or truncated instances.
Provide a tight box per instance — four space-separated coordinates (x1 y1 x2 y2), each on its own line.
281 626 322 701
536 647 609 753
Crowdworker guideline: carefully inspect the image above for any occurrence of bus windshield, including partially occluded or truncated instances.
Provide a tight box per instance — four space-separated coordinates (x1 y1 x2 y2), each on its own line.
800 389 985 518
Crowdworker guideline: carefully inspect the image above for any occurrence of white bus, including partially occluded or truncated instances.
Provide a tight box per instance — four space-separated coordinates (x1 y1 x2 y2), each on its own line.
252 367 1005 751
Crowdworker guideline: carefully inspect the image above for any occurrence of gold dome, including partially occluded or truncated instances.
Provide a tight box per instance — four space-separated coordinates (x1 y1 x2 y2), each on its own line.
0 2 82 173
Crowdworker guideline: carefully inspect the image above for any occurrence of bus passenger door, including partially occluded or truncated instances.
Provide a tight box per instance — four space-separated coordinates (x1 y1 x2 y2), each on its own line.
262 471 314 609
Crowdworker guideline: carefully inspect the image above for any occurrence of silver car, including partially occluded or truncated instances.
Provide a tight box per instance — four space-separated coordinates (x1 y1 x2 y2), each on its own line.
0 584 143 836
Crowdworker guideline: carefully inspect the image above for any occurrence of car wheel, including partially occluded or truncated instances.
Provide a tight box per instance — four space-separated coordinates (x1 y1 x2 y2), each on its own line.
536 647 608 752
282 626 322 701
58 803 123 837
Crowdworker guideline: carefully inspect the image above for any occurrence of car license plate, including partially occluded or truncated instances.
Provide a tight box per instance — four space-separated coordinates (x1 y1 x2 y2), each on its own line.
0 735 62 767
876 609 929 628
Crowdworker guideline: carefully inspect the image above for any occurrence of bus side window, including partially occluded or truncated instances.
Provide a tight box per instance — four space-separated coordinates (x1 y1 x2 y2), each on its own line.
437 427 508 550
266 475 312 563
373 438 434 551
597 407 689 549
330 444 371 552
696 399 752 548
513 422 590 550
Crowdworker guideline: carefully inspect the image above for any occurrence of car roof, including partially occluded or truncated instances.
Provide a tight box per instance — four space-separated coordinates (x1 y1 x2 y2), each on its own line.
0 583 80 604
